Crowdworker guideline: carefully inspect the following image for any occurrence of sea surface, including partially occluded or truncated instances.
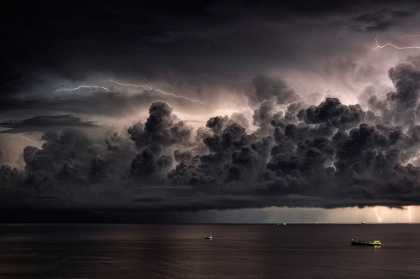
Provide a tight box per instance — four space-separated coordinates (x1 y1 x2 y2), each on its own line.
1 224 419 279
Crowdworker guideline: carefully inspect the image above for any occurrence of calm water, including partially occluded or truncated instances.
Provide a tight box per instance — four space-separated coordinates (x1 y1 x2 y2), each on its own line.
1 224 419 279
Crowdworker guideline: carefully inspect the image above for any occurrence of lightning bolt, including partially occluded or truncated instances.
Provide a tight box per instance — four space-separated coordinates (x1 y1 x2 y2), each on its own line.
106 79 152 90
336 27 348 40
373 208 381 223
163 81 176 91
407 206 412 223
106 79 204 105
54 85 109 93
173 111 194 118
172 111 205 122
11 134 37 143
372 35 420 51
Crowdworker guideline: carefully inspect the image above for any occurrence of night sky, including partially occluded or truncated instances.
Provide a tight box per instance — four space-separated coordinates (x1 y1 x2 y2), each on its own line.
1 0 420 222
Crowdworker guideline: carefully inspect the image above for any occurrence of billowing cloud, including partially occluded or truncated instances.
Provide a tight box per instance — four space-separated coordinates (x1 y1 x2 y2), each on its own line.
2 55 420 222
354 9 413 32
246 75 301 106
2 1 420 222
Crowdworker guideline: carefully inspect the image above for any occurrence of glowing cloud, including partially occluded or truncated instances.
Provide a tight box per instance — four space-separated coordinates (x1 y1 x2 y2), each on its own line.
173 111 206 123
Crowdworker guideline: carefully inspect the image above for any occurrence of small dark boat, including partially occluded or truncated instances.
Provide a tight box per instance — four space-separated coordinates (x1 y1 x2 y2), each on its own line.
351 239 381 246
204 236 213 240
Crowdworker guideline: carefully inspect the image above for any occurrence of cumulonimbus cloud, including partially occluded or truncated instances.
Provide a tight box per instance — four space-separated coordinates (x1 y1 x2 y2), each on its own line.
1 56 420 222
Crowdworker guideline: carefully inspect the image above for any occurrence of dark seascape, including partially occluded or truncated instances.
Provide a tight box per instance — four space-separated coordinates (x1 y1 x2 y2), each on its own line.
1 224 419 279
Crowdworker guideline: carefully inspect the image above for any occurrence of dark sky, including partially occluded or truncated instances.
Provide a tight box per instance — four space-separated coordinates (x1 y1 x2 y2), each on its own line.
1 0 420 222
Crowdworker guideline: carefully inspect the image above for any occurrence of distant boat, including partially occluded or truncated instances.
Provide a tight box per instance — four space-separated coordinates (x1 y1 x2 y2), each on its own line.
204 236 213 240
351 239 381 246
361 222 366 224
283 223 286 226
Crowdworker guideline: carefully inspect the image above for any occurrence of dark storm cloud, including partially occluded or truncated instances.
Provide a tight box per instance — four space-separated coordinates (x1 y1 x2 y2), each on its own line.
0 0 419 129
2 1 420 222
387 55 420 109
0 90 204 118
0 115 97 133
354 9 413 32
358 56 420 128
246 75 301 106
0 129 136 205
3 54 420 217
0 74 43 99
126 101 198 183
298 98 364 130
128 101 195 150
2 0 420 86
174 150 193 163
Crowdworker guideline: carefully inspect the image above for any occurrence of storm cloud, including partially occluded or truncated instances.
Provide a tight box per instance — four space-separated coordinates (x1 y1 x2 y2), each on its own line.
1 1 420 222
0 115 97 133
2 55 420 217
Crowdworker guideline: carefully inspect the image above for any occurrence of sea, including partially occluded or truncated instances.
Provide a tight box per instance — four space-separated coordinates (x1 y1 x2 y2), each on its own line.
1 224 419 279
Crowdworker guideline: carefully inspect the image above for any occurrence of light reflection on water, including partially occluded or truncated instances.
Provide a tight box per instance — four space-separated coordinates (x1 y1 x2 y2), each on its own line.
1 224 419 279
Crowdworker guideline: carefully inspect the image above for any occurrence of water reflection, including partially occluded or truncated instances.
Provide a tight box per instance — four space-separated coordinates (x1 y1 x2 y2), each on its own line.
1 224 419 279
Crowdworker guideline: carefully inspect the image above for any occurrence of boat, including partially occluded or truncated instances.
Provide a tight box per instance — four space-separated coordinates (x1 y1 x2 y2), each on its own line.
351 239 381 246
361 222 366 224
204 236 213 240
